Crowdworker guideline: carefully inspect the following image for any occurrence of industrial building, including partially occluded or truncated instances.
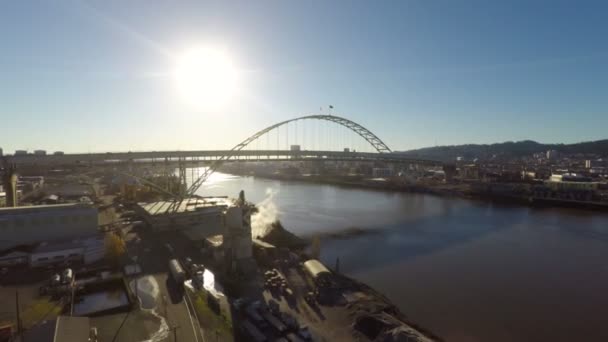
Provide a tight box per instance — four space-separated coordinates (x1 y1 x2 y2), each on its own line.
0 203 99 251
135 193 255 274
136 197 231 233
0 248 29 267
29 235 105 267
252 238 277 266
545 174 600 191
0 235 104 268
372 167 393 178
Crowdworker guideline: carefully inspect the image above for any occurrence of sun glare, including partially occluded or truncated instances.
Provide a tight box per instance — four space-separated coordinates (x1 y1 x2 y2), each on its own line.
174 46 238 109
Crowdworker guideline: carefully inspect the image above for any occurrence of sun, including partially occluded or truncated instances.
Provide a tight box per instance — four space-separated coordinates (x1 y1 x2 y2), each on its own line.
174 46 238 109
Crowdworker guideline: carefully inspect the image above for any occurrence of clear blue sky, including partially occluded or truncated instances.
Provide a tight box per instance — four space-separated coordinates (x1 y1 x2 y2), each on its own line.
1 0 607 153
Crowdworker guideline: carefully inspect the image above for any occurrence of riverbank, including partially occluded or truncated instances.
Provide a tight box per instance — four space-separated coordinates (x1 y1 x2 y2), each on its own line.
223 169 608 212
258 220 443 341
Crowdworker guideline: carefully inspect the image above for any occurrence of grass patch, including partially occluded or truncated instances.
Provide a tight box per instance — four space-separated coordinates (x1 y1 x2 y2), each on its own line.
191 290 233 340
20 297 63 329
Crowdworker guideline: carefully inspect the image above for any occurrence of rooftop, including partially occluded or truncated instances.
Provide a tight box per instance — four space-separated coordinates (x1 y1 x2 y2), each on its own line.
205 234 224 247
0 203 93 214
33 236 99 254
303 259 331 278
253 238 276 249
22 316 90 342
138 197 233 216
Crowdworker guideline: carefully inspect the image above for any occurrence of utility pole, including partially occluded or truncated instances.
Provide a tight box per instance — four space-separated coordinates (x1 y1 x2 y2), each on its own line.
172 325 179 342
15 290 22 336
70 283 75 316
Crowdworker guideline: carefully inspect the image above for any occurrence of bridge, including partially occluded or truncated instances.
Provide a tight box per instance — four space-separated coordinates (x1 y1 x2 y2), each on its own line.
6 149 437 165
4 114 443 203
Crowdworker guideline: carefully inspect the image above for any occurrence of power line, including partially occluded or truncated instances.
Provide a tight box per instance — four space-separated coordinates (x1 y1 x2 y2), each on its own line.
111 310 132 342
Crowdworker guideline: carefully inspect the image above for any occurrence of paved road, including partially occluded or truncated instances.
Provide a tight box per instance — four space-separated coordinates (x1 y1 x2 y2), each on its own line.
155 273 201 342
128 227 203 342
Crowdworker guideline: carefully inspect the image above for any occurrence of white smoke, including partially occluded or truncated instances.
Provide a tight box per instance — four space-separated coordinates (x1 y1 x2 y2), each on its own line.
251 187 280 237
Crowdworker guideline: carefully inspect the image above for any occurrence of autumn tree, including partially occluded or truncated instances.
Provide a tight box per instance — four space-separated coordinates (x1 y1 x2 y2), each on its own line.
105 233 126 265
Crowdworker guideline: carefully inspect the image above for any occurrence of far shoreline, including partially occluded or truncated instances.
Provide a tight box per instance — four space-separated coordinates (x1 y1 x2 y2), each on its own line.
220 170 608 213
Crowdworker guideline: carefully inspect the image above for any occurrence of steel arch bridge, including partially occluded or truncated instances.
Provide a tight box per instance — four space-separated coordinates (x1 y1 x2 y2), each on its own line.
184 114 392 197
6 113 442 213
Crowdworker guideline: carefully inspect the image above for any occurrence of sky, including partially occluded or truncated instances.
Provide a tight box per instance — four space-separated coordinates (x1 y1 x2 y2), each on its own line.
1 0 607 153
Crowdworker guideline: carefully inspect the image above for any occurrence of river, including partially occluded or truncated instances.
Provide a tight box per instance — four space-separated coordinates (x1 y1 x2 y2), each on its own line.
197 172 608 342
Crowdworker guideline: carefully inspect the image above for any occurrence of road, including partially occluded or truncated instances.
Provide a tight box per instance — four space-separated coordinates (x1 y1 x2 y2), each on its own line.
125 223 204 342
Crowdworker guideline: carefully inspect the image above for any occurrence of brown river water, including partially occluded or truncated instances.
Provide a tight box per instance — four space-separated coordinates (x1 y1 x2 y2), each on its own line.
198 172 608 342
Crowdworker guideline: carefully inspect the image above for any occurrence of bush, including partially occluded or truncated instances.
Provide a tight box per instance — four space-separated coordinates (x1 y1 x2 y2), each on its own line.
105 233 126 265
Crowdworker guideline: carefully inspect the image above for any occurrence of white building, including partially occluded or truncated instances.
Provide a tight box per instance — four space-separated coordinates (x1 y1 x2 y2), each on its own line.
0 250 29 267
29 235 104 267
137 193 255 274
545 174 599 191
0 203 99 251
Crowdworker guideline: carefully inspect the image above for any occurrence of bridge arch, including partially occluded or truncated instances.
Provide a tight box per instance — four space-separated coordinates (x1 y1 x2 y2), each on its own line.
185 114 391 196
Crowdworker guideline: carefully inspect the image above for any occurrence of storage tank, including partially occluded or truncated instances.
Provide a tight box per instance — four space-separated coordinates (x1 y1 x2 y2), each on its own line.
168 259 185 284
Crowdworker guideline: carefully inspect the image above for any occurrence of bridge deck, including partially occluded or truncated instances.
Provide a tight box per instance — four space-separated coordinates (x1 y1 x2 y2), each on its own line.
5 150 440 166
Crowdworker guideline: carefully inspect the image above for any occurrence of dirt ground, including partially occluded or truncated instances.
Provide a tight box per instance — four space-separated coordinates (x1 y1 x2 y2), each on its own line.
0 278 60 332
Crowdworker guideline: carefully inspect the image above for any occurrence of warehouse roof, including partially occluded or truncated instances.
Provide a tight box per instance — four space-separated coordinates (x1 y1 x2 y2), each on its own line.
0 203 92 214
137 197 232 216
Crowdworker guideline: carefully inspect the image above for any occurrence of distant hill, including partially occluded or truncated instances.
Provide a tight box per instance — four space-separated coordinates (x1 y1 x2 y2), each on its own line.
397 139 608 161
